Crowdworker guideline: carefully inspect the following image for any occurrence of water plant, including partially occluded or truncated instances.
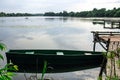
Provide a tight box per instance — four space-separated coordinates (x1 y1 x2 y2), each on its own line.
37 60 48 80
41 60 47 80
98 49 120 80
0 42 18 80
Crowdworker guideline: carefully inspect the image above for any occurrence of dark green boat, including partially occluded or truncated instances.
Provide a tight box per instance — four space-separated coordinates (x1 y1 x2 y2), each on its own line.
6 49 103 73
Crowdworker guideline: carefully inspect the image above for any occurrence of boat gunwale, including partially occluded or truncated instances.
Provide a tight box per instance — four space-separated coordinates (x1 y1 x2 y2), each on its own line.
6 49 104 57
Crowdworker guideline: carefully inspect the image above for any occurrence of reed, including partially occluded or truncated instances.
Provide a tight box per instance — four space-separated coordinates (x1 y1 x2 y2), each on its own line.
40 60 48 80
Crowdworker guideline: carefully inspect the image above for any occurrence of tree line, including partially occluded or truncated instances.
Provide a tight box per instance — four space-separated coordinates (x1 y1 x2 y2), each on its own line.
44 7 120 17
0 7 120 17
0 12 43 17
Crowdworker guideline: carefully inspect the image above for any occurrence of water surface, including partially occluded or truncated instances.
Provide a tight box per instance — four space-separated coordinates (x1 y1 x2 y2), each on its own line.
0 16 120 80
1 16 118 51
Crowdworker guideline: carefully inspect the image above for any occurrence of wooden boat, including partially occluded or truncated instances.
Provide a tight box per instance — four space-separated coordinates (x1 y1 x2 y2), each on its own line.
6 49 104 73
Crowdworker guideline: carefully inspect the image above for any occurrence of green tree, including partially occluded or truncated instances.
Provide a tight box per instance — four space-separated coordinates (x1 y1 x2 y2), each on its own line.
96 8 106 17
87 11 94 17
114 8 120 17
114 10 120 17
92 8 98 17
69 12 75 17
79 11 88 17
107 8 116 17
0 12 6 17
44 12 56 16
62 11 68 16
75 12 80 17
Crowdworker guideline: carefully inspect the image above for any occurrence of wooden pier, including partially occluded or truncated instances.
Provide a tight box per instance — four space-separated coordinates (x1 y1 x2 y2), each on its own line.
93 19 120 29
91 31 120 51
91 31 120 79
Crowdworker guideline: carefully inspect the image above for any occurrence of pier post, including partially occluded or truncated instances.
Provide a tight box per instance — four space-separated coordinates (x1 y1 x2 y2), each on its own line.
103 20 105 28
111 22 114 28
93 41 96 51
119 22 120 29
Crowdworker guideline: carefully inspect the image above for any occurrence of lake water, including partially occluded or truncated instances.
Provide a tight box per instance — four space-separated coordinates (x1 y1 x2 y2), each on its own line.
0 16 120 80
1 16 120 51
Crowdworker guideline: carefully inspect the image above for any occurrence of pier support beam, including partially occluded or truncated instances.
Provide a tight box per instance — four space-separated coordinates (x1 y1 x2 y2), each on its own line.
93 41 96 51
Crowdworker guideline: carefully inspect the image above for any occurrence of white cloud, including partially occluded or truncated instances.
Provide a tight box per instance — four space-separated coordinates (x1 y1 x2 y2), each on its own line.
86 0 118 4
67 0 120 12
85 0 120 9
0 0 119 13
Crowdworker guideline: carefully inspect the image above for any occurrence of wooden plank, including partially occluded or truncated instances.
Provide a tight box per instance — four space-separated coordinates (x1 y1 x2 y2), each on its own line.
100 35 120 42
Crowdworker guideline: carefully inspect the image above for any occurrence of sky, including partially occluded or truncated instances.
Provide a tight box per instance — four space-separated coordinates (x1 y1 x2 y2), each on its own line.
0 0 120 13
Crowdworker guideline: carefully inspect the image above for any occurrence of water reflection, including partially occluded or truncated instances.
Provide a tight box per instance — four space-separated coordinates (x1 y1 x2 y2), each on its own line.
0 17 88 50
1 17 119 51
44 17 71 22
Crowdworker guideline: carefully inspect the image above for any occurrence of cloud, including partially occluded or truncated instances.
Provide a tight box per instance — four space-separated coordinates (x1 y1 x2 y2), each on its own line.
86 0 118 4
0 0 119 13
68 0 120 12
0 0 86 13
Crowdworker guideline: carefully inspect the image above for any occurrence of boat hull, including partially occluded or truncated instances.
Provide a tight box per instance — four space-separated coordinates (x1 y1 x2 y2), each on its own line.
6 50 104 73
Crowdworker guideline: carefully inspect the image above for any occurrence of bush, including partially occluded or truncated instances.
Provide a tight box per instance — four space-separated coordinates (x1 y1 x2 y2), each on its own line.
0 42 18 80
